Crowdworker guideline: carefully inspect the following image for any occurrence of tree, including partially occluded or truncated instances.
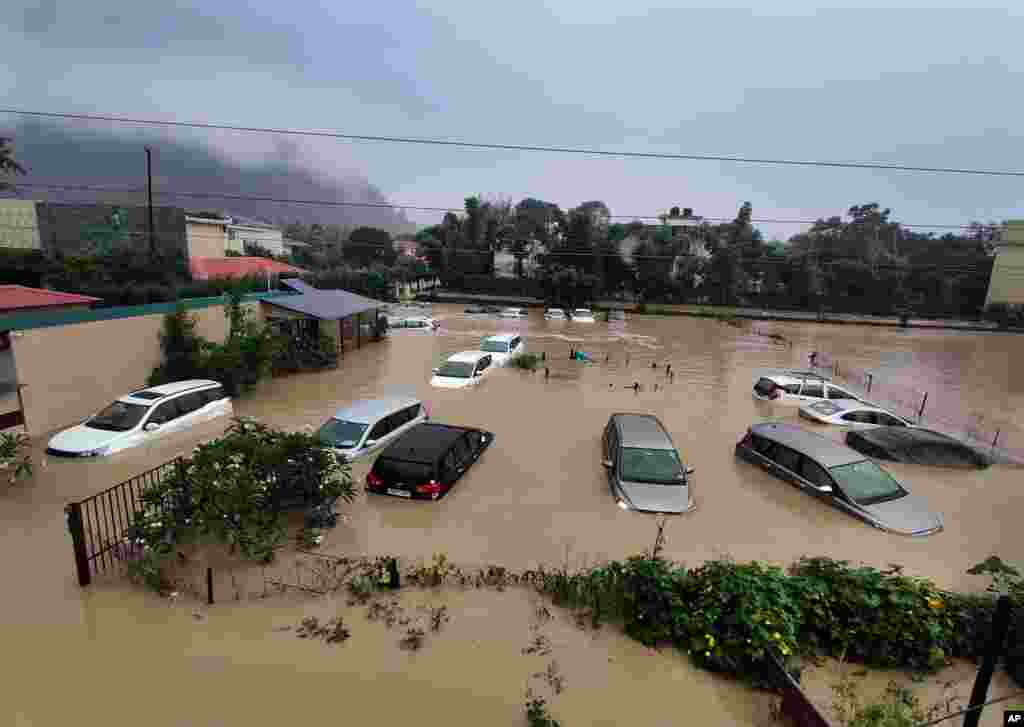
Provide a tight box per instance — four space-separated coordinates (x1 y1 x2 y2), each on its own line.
0 137 27 191
344 226 397 268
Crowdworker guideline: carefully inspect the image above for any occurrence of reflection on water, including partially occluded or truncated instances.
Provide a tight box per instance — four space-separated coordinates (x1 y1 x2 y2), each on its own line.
2 305 1021 725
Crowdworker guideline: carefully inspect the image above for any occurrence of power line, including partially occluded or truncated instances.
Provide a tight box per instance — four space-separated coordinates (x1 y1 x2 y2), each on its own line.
4 108 1024 178
7 182 1001 231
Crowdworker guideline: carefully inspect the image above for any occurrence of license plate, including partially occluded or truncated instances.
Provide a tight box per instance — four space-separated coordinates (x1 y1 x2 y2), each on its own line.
387 488 412 498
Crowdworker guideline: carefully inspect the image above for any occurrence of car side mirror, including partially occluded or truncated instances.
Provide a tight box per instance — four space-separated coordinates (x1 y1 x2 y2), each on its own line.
474 371 482 377
144 422 161 432
601 458 613 468
363 439 377 448
686 466 695 475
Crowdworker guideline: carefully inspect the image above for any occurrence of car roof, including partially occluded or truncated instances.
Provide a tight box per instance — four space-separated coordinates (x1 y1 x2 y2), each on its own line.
331 396 421 424
851 427 964 448
378 423 473 464
749 422 866 468
447 350 489 363
759 370 831 385
122 379 221 403
483 333 518 343
806 398 866 412
611 413 674 449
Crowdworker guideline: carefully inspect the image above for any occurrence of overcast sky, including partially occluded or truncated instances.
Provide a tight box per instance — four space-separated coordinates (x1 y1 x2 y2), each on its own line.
3 0 1023 238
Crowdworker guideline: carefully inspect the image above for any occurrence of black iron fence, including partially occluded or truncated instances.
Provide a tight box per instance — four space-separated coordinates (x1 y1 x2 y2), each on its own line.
65 457 185 587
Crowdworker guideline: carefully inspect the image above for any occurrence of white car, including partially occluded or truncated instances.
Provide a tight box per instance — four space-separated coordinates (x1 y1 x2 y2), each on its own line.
799 399 914 428
316 396 428 462
430 351 495 389
571 308 596 322
46 380 232 458
387 316 439 331
752 371 861 405
544 308 567 320
479 333 525 366
500 307 527 318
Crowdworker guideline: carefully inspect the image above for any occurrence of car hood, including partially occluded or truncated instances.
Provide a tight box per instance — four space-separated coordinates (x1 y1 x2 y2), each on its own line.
489 352 512 365
48 424 124 453
860 494 943 535
619 481 693 514
430 376 474 389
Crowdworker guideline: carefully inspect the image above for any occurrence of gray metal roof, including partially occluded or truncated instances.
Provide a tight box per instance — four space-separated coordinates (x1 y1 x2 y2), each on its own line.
269 278 386 320
750 422 866 468
612 413 674 449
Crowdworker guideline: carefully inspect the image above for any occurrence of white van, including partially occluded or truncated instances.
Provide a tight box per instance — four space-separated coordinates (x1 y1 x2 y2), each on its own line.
46 380 232 457
316 396 428 462
479 333 525 366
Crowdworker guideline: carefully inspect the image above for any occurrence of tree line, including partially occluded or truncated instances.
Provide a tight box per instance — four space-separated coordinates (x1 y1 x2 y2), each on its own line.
412 196 1000 318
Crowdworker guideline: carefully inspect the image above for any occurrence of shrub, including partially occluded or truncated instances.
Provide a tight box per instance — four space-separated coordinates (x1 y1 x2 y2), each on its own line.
0 432 33 483
509 352 542 370
127 418 355 573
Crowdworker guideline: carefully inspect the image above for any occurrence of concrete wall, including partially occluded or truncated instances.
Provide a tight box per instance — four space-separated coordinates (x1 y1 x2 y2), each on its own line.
11 302 260 437
35 203 187 258
986 221 1024 306
186 219 229 258
0 200 42 250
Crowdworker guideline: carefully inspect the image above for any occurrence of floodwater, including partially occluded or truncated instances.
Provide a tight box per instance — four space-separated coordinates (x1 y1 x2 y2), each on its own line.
2 305 1021 726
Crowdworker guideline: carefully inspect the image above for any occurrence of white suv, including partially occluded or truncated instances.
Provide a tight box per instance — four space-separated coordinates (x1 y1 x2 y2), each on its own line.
46 380 232 457
752 371 861 405
430 351 494 389
479 334 525 366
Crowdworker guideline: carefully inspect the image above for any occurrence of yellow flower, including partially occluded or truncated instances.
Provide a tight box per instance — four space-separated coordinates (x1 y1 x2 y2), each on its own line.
773 632 782 640
705 651 711 657
706 634 716 647
927 597 944 610
781 645 792 656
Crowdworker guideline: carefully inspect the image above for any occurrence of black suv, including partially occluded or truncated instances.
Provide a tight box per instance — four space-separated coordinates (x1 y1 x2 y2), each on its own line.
366 423 494 500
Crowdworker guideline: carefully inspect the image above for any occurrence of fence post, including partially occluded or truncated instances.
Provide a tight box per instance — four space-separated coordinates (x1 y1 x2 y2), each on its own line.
962 594 1013 727
66 502 91 587
918 392 929 420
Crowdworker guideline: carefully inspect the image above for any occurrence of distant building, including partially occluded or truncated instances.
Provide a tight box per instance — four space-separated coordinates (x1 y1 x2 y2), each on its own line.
226 216 284 256
985 220 1024 306
0 200 41 250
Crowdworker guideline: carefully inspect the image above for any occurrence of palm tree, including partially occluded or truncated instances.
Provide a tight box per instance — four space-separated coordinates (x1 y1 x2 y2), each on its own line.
0 137 27 191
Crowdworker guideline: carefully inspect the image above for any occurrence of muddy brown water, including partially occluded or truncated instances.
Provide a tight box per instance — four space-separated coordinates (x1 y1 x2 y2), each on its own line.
2 306 1021 725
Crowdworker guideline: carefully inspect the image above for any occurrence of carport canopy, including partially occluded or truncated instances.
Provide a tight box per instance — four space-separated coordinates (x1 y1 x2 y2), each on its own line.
266 278 385 320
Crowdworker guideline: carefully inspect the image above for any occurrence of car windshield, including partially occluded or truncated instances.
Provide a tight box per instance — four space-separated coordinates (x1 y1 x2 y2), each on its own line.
480 340 510 353
317 419 368 448
435 361 475 378
828 460 907 505
87 401 150 432
620 448 686 484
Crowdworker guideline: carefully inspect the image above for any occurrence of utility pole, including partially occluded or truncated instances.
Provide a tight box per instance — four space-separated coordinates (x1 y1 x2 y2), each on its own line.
145 146 156 261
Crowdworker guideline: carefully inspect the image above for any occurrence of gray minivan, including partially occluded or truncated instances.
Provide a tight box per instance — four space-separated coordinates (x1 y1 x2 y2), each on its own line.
735 422 943 536
601 413 695 514
317 396 428 462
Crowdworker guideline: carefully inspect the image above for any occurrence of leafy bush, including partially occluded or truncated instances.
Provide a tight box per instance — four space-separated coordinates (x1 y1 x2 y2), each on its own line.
0 432 33 483
127 418 355 572
509 352 542 370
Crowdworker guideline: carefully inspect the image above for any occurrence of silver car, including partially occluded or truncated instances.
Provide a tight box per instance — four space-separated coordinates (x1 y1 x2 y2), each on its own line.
735 422 943 536
601 413 695 513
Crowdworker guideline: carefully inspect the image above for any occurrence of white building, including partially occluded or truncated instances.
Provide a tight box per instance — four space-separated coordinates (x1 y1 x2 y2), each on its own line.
185 215 231 258
227 218 284 257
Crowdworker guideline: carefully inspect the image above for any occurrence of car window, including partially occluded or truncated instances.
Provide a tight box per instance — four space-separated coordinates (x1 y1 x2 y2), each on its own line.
148 399 181 425
317 419 368 449
620 448 685 484
751 434 777 457
772 444 801 472
404 404 422 422
754 378 777 397
799 456 834 489
842 411 874 424
87 400 150 432
465 430 483 453
876 413 906 426
441 450 459 482
177 392 205 416
200 386 224 405
828 386 852 400
374 458 433 482
452 435 472 465
782 383 802 395
368 415 394 441
436 361 475 378
800 383 824 398
829 460 907 505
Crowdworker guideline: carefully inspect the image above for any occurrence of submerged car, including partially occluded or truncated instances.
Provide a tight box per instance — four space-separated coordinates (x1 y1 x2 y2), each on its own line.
430 351 494 389
601 413 695 514
544 308 567 320
500 307 527 318
46 380 232 457
366 422 494 500
478 333 525 366
845 427 991 468
316 396 428 462
387 316 439 330
752 371 861 405
735 422 943 536
571 308 596 322
799 399 913 428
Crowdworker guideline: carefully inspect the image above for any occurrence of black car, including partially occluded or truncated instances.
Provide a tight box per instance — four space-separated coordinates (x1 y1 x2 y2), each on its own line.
366 422 495 500
845 427 990 468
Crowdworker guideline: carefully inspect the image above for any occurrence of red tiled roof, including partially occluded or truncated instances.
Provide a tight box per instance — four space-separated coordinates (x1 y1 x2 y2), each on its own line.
190 257 306 281
0 285 102 312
